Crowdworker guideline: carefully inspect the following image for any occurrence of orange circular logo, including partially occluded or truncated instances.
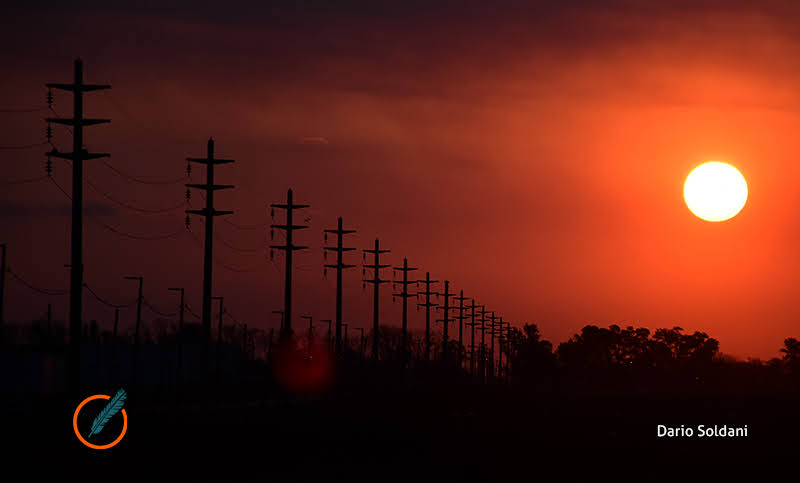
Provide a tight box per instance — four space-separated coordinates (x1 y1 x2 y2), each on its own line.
72 394 128 449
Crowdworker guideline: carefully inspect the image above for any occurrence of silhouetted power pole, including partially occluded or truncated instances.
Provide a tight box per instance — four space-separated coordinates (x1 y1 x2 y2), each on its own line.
185 138 234 368
392 258 417 366
504 320 512 382
417 273 438 362
46 59 110 393
324 217 356 354
436 281 457 363
124 276 143 386
477 306 490 383
464 299 478 375
452 290 468 368
168 287 185 387
363 239 390 361
488 312 498 378
270 189 309 340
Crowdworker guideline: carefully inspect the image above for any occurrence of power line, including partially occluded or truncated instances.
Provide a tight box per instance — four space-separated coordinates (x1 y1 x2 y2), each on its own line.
100 159 187 185
0 175 49 186
222 218 265 230
0 141 48 150
84 283 134 309
143 297 177 317
7 268 67 295
50 176 184 240
85 176 186 214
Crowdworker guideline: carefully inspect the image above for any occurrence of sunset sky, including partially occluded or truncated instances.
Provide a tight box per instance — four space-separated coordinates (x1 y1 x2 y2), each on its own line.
3 1 800 359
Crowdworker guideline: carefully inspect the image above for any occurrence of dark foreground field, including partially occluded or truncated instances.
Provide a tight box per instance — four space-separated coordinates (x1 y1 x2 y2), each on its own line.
6 368 800 479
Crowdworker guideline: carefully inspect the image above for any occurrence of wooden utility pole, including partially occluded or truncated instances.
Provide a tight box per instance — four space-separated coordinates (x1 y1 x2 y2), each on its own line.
392 258 417 366
477 306 490 383
464 299 478 376
417 273 438 362
453 290 468 367
185 138 234 374
46 59 110 393
124 276 143 387
435 281 456 363
168 287 185 387
270 189 309 341
362 239 390 361
488 311 499 381
324 217 356 355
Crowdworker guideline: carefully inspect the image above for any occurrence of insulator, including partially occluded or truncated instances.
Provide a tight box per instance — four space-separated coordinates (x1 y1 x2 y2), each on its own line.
185 215 191 228
270 228 274 240
46 89 53 108
45 157 52 176
362 253 366 262
185 189 191 201
362 282 366 291
46 123 53 141
323 268 327 279
269 249 274 260
186 163 191 176
362 268 365 276
392 296 396 303
324 232 328 242
270 208 274 218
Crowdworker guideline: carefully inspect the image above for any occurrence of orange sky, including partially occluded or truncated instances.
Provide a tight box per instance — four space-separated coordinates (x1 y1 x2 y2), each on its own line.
3 1 800 358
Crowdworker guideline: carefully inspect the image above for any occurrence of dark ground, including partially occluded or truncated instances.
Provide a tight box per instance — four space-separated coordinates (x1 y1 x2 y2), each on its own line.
5 367 800 480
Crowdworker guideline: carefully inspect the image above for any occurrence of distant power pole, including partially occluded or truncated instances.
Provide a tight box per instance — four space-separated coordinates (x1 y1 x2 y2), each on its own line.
417 273 439 362
323 217 356 354
392 258 417 366
46 59 110 394
124 276 143 387
435 281 457 363
270 189 309 341
504 320 512 383
362 239 390 361
464 299 478 376
477 306 490 383
185 138 234 370
453 290 468 368
488 311 499 381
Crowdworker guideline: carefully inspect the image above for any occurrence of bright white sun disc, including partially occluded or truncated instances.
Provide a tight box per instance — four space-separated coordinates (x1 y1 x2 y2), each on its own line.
683 162 747 222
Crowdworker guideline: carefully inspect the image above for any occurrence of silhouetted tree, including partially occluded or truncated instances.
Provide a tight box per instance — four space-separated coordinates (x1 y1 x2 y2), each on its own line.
508 323 555 380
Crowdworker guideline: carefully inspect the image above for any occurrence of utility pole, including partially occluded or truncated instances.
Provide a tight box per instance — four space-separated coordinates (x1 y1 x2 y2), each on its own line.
46 59 110 394
392 258 417 367
185 138 234 375
301 315 313 357
271 310 284 331
453 290 468 369
0 243 5 345
270 189 309 341
464 299 478 376
324 217 356 355
124 276 143 387
354 327 365 360
342 323 349 349
493 317 505 382
477 306 490 383
435 281 456 363
416 273 438 362
168 287 185 388
488 311 499 381
362 239 390 361
504 320 512 383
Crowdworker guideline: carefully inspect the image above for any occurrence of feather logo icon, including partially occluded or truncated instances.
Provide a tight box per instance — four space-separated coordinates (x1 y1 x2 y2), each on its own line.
73 389 129 450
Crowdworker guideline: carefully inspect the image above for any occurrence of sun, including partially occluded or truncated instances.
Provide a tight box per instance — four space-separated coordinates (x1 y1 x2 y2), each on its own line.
683 161 748 222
